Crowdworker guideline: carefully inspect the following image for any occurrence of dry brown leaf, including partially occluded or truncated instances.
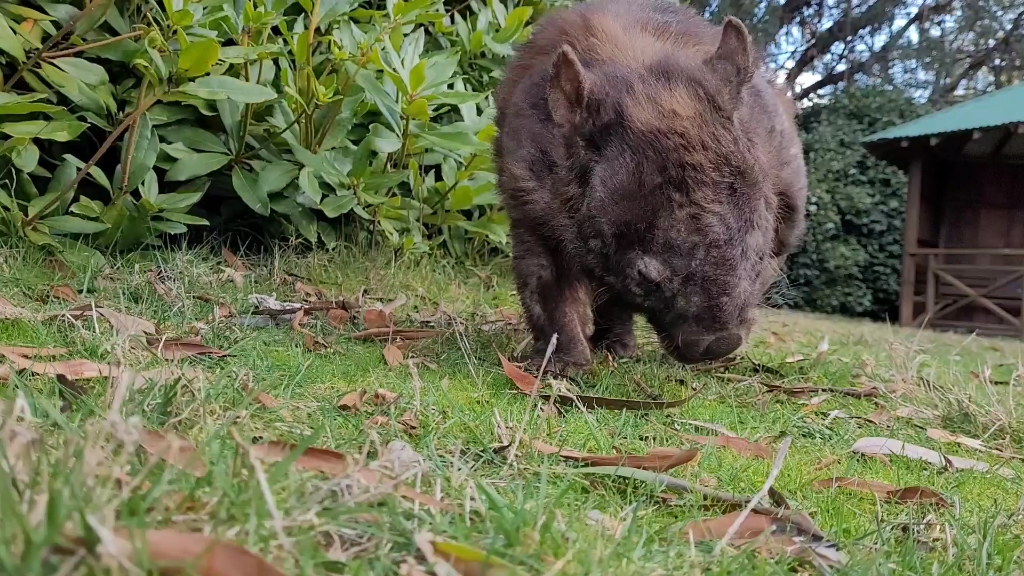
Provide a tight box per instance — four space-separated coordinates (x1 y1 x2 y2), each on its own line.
812 456 841 472
1 350 110 379
765 382 878 400
239 378 280 408
0 296 33 320
138 428 208 477
682 510 847 567
678 420 738 437
295 281 327 301
92 307 157 337
533 441 699 472
327 308 351 328
367 415 390 427
499 353 539 393
221 247 247 273
926 428 1021 459
50 284 79 303
289 308 306 332
247 441 354 475
338 389 367 412
349 327 444 341
113 528 284 576
148 338 228 360
399 411 419 435
813 476 897 495
303 331 329 352
801 394 831 412
383 344 404 366
363 308 393 330
0 345 69 357
220 268 245 289
373 389 399 405
850 437 1013 477
215 302 236 320
146 270 176 302
681 434 772 459
887 486 950 506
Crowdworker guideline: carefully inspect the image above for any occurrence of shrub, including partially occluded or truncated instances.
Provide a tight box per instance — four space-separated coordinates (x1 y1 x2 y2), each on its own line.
0 0 563 263
783 88 930 320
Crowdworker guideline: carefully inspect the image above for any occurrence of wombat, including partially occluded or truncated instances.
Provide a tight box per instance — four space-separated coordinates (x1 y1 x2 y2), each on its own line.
493 0 807 372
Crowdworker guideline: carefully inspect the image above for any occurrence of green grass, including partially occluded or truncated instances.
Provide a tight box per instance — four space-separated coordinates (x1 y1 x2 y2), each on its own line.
1 243 1023 575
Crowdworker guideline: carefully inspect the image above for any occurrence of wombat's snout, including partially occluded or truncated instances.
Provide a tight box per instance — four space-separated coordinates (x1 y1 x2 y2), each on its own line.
672 332 744 364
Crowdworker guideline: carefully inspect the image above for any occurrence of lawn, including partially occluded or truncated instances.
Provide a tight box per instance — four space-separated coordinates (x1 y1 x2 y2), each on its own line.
1 243 1022 575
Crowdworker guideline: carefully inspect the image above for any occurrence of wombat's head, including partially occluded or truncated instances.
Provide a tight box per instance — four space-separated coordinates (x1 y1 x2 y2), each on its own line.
550 18 792 363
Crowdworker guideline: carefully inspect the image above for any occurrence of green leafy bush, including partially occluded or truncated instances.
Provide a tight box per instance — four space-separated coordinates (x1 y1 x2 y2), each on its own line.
783 88 929 320
0 0 561 262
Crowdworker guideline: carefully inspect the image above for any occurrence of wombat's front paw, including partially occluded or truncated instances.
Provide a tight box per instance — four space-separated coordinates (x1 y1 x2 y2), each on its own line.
524 349 592 377
591 334 637 359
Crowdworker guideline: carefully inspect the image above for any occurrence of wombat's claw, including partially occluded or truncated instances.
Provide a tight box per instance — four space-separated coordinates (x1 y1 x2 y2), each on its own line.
591 337 637 360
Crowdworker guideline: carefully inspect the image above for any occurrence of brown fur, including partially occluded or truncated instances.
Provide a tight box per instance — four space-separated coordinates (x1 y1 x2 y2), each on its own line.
493 0 807 372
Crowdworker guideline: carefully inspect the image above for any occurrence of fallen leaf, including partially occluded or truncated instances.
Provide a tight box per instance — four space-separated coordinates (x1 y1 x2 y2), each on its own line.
1 350 110 379
415 534 519 576
850 437 1014 477
812 456 840 472
681 510 847 567
382 294 407 314
367 415 390 427
50 284 79 303
0 296 33 320
887 486 950 506
533 441 699 472
113 528 284 576
399 411 419 434
812 336 829 365
48 257 74 276
338 389 367 412
215 302 235 320
220 268 245 289
499 353 540 393
248 440 354 475
99 308 157 337
221 247 247 273
362 309 392 329
812 476 897 494
295 281 327 301
383 344 404 366
55 374 87 412
303 331 329 352
764 382 879 399
148 338 228 360
926 428 1021 459
350 327 444 341
147 269 176 302
373 389 399 405
239 378 280 408
550 391 703 411
138 428 207 477
681 434 772 459
677 420 738 437
0 345 69 357
783 354 807 363
813 477 949 506
327 308 351 328
801 394 831 412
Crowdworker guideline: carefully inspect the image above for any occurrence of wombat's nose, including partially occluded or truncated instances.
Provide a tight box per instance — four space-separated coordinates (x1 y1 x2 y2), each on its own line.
676 332 743 363
702 333 742 360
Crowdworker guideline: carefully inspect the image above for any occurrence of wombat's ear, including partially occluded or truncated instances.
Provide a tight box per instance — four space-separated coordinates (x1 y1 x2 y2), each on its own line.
705 17 753 113
548 44 588 128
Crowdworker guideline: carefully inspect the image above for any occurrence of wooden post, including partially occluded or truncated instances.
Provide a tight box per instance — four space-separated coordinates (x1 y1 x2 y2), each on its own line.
924 254 935 327
899 155 924 327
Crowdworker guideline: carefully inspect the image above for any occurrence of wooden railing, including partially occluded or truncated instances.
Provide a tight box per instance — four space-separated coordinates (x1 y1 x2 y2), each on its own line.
905 249 1024 338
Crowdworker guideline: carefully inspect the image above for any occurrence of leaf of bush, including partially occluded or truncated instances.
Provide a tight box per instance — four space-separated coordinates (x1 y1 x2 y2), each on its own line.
51 57 109 86
159 125 228 153
0 120 87 141
179 76 277 103
321 194 357 218
298 167 322 204
178 38 221 77
40 215 110 234
367 123 402 153
0 15 26 62
231 166 271 216
258 162 298 194
165 153 231 181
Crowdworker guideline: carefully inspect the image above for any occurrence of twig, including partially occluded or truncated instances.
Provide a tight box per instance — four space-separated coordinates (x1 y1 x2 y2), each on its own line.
714 436 793 555
3 0 106 90
250 298 358 316
23 96 158 227
43 31 144 59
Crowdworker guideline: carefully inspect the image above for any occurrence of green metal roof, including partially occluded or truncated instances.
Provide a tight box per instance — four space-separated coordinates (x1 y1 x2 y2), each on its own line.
863 81 1024 143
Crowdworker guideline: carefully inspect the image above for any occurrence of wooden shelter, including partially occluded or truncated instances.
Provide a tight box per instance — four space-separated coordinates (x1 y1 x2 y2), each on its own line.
863 82 1024 338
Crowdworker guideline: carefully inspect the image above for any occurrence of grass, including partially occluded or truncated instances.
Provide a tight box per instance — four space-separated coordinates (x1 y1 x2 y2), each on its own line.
1 242 1023 575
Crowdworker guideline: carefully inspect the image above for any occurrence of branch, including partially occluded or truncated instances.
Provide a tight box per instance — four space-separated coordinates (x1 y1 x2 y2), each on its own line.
43 31 144 59
763 0 818 46
795 0 952 100
936 9 1024 99
23 96 158 228
2 0 107 90
784 0 901 87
